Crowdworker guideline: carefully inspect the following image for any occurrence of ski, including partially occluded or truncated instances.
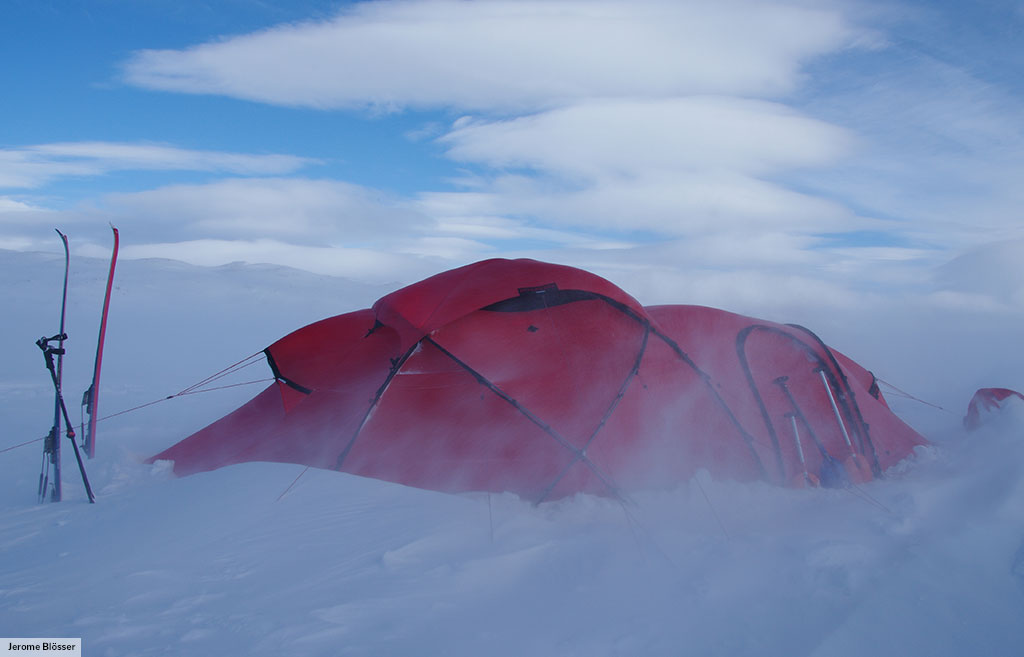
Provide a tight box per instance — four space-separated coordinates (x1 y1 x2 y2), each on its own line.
83 225 119 459
39 229 70 502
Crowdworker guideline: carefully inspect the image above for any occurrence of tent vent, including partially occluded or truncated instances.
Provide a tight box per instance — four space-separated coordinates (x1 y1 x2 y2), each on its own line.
517 283 559 295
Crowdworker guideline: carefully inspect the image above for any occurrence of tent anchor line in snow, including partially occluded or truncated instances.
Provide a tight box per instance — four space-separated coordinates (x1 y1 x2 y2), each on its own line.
151 258 929 502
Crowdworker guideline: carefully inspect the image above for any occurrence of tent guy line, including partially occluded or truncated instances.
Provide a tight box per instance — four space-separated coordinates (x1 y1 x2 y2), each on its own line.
0 353 955 458
2 355 270 457
877 379 956 415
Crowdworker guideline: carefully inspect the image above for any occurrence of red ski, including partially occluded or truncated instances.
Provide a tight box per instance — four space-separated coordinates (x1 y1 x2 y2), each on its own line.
83 226 119 459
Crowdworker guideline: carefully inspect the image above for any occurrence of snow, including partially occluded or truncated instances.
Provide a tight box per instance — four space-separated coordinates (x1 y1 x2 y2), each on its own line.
2 249 1023 656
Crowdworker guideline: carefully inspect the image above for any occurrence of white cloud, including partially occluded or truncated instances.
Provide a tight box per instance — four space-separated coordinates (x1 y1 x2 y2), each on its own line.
0 197 43 214
441 97 853 180
11 0 1016 340
0 150 96 189
419 96 859 241
123 0 856 111
419 170 854 236
432 215 635 250
0 142 314 189
790 27 1024 251
547 245 875 314
108 0 882 273
393 236 494 260
97 177 635 265
98 178 423 244
935 238 1024 310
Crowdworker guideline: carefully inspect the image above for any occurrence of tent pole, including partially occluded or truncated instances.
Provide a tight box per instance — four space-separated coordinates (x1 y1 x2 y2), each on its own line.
773 375 847 488
786 413 814 487
817 368 855 458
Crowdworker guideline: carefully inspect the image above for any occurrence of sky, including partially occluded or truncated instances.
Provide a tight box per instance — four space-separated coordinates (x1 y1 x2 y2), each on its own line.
2 0 1023 314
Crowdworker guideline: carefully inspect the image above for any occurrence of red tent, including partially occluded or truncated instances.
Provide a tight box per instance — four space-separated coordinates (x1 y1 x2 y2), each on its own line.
964 388 1024 431
151 259 925 501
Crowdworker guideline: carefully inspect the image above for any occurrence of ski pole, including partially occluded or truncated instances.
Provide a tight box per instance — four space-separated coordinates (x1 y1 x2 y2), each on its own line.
37 336 96 504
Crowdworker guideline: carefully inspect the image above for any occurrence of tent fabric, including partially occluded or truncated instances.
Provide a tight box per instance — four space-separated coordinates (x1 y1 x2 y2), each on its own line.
964 388 1024 431
151 258 926 501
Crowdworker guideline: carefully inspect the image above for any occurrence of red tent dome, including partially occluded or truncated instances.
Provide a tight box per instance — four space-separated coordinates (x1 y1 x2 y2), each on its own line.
151 259 925 501
964 388 1024 431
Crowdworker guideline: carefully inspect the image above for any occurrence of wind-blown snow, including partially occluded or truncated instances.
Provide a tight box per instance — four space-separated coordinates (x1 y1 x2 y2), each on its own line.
2 249 1022 656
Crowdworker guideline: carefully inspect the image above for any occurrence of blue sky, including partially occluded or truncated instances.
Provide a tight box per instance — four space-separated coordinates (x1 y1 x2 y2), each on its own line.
2 0 1022 312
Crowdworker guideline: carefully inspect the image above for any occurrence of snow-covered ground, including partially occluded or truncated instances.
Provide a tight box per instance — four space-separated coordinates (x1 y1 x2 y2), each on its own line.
2 249 1023 656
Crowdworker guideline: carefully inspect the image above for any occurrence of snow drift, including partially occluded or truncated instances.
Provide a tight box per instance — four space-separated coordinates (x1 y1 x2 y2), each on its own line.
2 250 1023 657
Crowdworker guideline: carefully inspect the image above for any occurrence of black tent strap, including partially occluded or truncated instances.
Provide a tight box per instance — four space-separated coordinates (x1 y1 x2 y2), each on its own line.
534 324 651 504
263 349 314 396
500 287 771 480
333 287 769 494
584 325 650 453
735 326 788 482
868 375 881 400
424 336 628 503
423 336 574 456
333 340 420 471
483 286 606 313
580 298 770 480
646 325 769 479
